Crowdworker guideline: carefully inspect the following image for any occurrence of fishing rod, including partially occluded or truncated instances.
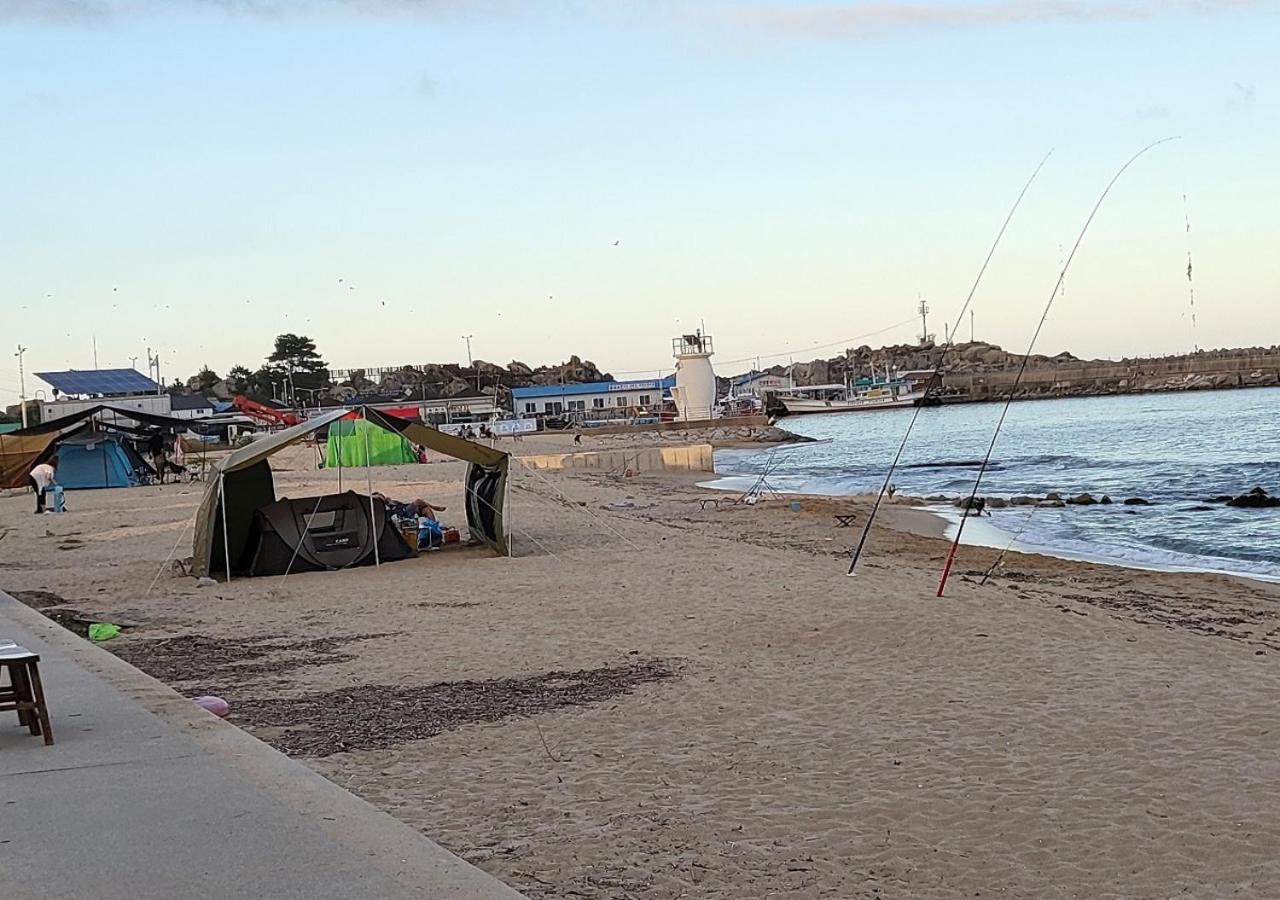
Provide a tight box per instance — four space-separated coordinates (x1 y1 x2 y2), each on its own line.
846 149 1053 576
936 135 1181 597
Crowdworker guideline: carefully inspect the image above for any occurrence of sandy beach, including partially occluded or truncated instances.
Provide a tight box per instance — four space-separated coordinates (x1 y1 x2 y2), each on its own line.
4 433 1280 898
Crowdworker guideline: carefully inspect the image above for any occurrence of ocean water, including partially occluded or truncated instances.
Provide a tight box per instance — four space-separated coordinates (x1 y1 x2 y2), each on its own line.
707 388 1280 580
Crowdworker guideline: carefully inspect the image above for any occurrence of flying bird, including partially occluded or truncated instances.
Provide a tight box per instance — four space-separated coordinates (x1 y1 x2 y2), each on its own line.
612 240 620 246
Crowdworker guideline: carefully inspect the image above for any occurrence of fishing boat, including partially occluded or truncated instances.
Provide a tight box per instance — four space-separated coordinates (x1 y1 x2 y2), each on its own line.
777 368 929 415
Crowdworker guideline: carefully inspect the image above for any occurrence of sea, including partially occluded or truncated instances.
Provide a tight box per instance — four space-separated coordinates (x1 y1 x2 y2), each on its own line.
706 387 1280 581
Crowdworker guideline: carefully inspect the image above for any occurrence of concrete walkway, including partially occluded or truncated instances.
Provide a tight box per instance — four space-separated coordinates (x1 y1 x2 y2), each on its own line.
0 590 525 900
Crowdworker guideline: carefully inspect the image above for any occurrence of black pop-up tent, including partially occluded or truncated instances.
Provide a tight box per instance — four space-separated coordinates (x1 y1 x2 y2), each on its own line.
191 407 510 578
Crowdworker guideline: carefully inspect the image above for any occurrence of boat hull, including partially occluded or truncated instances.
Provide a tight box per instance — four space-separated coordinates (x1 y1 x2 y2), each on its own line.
779 395 925 415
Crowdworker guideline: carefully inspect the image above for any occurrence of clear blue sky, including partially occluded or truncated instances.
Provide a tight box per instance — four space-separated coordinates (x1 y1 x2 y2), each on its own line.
2 1 1276 397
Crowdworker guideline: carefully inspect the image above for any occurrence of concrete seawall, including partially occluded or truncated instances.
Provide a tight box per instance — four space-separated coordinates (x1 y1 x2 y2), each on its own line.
518 443 715 474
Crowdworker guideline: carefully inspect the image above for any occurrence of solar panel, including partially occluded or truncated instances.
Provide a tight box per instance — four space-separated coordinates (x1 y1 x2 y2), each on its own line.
35 368 162 397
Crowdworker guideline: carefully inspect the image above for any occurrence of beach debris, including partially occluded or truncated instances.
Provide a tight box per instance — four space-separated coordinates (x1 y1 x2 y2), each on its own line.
88 623 121 642
1225 487 1280 509
232 658 680 758
110 632 398 692
193 695 230 718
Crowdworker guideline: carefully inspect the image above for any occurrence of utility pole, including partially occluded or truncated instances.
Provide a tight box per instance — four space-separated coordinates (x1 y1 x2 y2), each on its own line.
461 335 473 367
92 336 98 369
917 294 931 346
15 344 29 429
944 323 950 345
970 309 975 343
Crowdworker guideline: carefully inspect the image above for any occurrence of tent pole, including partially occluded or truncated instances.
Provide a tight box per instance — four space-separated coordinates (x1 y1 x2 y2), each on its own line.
219 471 232 584
362 407 380 567
336 409 344 492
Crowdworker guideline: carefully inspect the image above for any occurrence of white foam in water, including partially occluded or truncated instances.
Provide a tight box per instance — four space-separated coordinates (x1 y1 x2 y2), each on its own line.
929 507 1280 583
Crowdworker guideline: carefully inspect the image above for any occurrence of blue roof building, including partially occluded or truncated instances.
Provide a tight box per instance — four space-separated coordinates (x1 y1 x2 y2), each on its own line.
511 377 674 417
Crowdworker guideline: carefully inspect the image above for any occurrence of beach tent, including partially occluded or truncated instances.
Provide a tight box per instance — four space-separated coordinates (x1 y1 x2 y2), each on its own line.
325 417 418 468
243 491 413 576
56 432 153 489
191 406 510 578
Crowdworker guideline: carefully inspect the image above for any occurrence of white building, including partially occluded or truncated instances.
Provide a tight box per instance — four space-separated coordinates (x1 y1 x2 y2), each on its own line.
730 370 789 398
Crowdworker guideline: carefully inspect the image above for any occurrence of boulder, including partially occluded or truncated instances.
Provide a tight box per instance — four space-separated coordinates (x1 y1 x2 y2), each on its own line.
1038 499 1066 508
1122 497 1151 506
1045 492 1062 501
1226 487 1280 508
1206 495 1233 504
1067 493 1098 505
985 497 1009 509
1100 495 1113 504
1010 495 1038 506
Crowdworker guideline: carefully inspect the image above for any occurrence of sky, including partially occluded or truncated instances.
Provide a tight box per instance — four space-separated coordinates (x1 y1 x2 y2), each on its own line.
1 0 1277 400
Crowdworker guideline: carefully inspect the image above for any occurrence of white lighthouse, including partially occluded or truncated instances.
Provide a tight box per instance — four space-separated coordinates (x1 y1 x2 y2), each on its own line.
671 331 716 422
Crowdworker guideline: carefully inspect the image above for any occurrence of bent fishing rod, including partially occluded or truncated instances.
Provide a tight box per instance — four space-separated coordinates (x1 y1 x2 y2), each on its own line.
846 149 1053 576
935 135 1181 597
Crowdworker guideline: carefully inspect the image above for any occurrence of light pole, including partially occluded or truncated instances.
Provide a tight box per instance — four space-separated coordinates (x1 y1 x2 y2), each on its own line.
129 355 139 371
461 334 474 366
14 344 28 428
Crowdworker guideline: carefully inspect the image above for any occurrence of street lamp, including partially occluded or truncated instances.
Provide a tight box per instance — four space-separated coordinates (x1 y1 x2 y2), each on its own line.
14 344 28 428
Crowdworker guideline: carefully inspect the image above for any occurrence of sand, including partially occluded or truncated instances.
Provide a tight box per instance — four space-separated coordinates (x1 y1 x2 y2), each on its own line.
3 437 1280 898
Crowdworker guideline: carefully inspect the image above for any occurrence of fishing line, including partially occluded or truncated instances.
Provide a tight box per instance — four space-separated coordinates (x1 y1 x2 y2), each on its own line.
936 136 1181 598
845 148 1053 576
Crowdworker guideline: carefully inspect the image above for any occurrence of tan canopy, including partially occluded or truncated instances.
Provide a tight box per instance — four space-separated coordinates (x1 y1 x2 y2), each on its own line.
0 432 61 489
191 408 509 577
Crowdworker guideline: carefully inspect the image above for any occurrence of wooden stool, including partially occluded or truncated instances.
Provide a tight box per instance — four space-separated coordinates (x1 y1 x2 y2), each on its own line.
0 646 54 745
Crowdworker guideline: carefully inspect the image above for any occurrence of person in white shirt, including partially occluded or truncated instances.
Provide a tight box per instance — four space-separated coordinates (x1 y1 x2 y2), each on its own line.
29 458 58 514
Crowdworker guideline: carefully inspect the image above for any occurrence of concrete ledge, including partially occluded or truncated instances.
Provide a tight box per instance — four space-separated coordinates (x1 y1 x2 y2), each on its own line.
518 443 714 474
0 590 526 900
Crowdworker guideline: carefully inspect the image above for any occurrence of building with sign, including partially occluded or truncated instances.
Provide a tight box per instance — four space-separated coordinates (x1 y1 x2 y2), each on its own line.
510 377 675 419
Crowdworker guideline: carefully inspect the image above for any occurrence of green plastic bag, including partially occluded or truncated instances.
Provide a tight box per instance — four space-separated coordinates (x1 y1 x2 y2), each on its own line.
88 623 121 642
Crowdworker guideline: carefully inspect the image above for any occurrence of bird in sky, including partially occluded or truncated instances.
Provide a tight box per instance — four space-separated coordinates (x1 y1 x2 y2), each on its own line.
613 240 620 246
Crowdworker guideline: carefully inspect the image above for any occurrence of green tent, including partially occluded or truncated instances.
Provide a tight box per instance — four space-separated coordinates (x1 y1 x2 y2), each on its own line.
325 418 418 468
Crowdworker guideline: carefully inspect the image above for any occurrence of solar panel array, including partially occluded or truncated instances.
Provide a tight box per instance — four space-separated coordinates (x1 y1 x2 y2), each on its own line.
35 368 162 397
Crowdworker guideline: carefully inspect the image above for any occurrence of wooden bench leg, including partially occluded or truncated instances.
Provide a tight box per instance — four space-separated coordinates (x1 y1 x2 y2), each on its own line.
26 662 53 746
9 664 38 734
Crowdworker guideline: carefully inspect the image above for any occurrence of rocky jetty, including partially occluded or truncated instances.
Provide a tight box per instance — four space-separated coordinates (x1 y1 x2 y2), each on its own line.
934 492 1148 510
744 342 1280 407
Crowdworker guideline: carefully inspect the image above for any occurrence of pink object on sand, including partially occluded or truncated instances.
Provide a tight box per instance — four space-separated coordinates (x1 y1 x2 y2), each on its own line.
193 695 230 717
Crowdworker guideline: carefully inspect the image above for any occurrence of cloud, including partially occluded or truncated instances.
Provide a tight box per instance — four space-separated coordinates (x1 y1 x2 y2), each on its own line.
719 1 1272 39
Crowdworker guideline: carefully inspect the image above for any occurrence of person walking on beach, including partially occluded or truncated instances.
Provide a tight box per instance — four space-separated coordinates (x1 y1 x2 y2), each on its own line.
29 457 58 514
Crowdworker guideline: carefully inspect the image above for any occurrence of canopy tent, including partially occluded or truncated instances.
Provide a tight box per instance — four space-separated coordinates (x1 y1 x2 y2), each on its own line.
325 417 418 468
57 432 154 489
0 404 197 490
0 432 61 489
192 407 510 578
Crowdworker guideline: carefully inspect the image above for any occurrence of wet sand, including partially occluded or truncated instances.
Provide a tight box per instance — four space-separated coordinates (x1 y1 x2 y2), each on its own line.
3 443 1280 898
